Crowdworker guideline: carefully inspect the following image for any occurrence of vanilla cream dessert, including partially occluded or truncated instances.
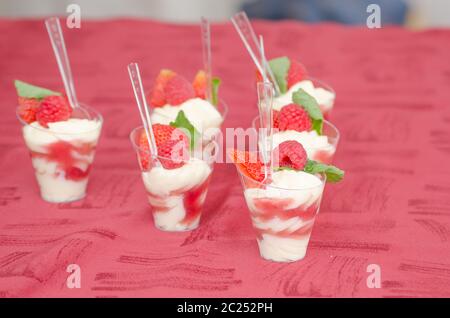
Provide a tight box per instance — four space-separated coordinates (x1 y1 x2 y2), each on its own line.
142 158 212 231
151 98 223 141
244 170 324 262
22 118 102 202
273 80 335 115
272 130 335 164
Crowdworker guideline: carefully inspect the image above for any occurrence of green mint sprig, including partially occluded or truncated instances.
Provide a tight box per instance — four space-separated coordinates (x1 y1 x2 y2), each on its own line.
211 77 221 106
268 56 290 94
170 110 200 151
292 88 323 135
275 160 344 183
304 160 344 183
14 80 61 99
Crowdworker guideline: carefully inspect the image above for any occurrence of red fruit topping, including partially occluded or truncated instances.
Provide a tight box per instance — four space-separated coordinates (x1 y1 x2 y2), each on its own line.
273 110 280 129
274 140 307 170
158 139 190 169
17 97 40 124
35 95 72 127
278 103 311 132
138 124 190 170
256 69 264 83
228 149 265 182
148 69 176 107
164 74 195 106
287 59 307 89
193 70 207 99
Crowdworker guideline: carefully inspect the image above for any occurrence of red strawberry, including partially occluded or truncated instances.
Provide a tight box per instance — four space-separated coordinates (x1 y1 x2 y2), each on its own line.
158 139 190 169
273 110 280 129
255 69 263 83
17 97 40 124
228 149 265 182
274 140 307 170
35 95 72 127
287 59 307 89
278 103 311 132
138 124 190 170
193 70 207 99
164 74 195 106
148 69 176 107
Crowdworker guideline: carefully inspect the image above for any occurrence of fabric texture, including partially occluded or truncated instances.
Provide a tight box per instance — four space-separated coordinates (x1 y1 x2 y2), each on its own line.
0 19 450 297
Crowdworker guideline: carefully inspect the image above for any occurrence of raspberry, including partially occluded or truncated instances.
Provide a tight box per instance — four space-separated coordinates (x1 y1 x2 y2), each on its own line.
272 110 280 129
158 139 190 169
164 74 195 106
274 140 307 170
17 97 40 124
193 70 207 99
148 69 176 107
35 95 72 127
138 124 190 170
287 59 307 89
228 149 265 182
278 104 312 132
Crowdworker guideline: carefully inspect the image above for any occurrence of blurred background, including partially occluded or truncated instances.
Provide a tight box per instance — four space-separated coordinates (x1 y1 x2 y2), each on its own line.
0 0 449 28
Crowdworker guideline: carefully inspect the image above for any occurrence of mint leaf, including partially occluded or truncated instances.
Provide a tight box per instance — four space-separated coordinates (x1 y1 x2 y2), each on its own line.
304 160 344 183
211 77 221 106
14 80 61 99
268 56 290 94
292 88 323 134
170 110 200 151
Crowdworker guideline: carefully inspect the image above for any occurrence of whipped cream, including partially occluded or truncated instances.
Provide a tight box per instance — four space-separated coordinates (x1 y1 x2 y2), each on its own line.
244 170 323 211
142 158 212 231
271 130 335 161
273 80 335 112
23 119 102 152
151 98 223 135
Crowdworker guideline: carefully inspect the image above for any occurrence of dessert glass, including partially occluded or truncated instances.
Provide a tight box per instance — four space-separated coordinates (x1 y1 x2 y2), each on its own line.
130 126 218 232
17 104 103 203
237 170 326 262
252 116 340 164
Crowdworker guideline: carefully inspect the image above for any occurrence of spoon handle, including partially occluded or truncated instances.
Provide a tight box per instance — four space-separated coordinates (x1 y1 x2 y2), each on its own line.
45 17 79 108
128 63 159 159
201 17 212 103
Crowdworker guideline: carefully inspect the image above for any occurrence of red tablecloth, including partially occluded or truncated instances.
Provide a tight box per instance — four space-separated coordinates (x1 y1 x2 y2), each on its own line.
1 19 450 298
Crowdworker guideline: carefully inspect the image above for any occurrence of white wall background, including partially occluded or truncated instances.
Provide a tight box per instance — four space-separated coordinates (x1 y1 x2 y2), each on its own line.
0 0 449 27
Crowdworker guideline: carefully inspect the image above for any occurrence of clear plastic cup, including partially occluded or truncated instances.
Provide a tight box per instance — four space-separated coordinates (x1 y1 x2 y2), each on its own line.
236 168 326 262
130 126 218 232
252 116 340 164
17 104 103 203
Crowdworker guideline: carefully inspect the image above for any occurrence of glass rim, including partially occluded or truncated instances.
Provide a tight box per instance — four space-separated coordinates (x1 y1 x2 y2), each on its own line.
236 166 327 191
129 125 218 164
16 103 103 135
304 76 336 95
251 116 340 148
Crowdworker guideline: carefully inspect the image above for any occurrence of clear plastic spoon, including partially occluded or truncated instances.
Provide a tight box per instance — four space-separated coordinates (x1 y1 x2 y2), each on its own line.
231 11 280 95
45 17 79 109
127 63 160 166
201 16 212 103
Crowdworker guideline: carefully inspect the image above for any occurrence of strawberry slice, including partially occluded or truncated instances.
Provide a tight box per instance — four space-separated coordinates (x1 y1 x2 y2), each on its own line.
148 69 176 107
193 70 207 99
287 59 307 89
164 74 195 106
138 124 190 170
228 149 265 182
17 97 40 124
